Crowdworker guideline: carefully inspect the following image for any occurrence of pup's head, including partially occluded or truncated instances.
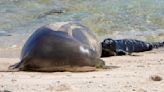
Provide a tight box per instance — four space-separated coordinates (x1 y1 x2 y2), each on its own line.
101 38 116 57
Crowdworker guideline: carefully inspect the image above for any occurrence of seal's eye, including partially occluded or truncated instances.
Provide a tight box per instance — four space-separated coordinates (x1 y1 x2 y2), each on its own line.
104 40 110 44
104 39 114 45
101 39 115 49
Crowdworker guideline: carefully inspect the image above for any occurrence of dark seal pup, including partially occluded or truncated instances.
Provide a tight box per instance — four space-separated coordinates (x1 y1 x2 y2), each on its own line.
101 38 164 57
9 21 105 72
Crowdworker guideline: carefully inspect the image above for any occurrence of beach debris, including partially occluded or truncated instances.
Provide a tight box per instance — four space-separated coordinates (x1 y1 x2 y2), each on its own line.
66 74 72 77
92 76 96 78
11 79 17 82
136 88 147 92
132 89 136 91
150 75 162 81
88 81 93 84
56 81 60 84
137 65 145 67
55 84 72 91
0 90 11 92
11 45 17 48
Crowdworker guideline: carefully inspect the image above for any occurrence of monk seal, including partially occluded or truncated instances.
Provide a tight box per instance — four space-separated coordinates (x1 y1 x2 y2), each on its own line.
101 38 164 57
9 21 105 72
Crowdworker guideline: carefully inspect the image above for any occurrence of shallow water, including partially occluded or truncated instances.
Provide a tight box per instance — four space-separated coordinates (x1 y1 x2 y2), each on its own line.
0 0 164 57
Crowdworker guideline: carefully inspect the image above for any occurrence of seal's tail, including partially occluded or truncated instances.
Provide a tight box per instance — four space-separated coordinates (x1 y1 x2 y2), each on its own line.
151 41 164 49
8 62 20 70
0 63 19 72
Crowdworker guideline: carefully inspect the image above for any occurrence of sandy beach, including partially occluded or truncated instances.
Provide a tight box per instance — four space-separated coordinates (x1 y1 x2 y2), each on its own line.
0 48 163 92
0 0 164 92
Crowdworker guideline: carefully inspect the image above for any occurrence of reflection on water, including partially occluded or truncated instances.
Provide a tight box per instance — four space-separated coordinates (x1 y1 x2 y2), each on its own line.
0 0 163 57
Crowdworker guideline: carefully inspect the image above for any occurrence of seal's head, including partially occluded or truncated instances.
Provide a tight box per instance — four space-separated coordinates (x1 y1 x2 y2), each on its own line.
101 38 116 57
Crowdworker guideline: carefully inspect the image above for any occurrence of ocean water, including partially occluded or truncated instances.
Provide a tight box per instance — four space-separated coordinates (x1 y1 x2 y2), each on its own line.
0 0 164 57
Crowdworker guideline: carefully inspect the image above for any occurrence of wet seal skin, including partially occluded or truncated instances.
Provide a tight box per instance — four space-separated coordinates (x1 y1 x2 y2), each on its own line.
101 38 164 57
9 21 105 72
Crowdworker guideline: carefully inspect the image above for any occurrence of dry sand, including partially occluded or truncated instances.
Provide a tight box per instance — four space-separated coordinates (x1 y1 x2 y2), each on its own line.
0 49 164 92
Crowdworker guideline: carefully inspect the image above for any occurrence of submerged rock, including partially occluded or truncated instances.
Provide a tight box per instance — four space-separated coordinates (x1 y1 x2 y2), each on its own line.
0 31 11 36
37 8 66 19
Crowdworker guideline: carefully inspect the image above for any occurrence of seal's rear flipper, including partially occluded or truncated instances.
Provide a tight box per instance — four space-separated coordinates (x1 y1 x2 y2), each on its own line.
151 41 164 49
8 63 20 71
0 63 19 72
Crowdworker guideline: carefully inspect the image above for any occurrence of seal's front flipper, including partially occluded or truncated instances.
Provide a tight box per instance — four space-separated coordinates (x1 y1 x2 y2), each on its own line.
116 49 128 55
95 58 106 69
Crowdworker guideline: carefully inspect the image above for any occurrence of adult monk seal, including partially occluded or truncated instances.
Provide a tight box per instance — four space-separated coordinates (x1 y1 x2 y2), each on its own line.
101 38 164 57
9 21 105 72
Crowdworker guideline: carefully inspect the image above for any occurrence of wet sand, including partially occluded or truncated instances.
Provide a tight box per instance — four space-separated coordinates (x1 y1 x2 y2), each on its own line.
0 49 164 92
